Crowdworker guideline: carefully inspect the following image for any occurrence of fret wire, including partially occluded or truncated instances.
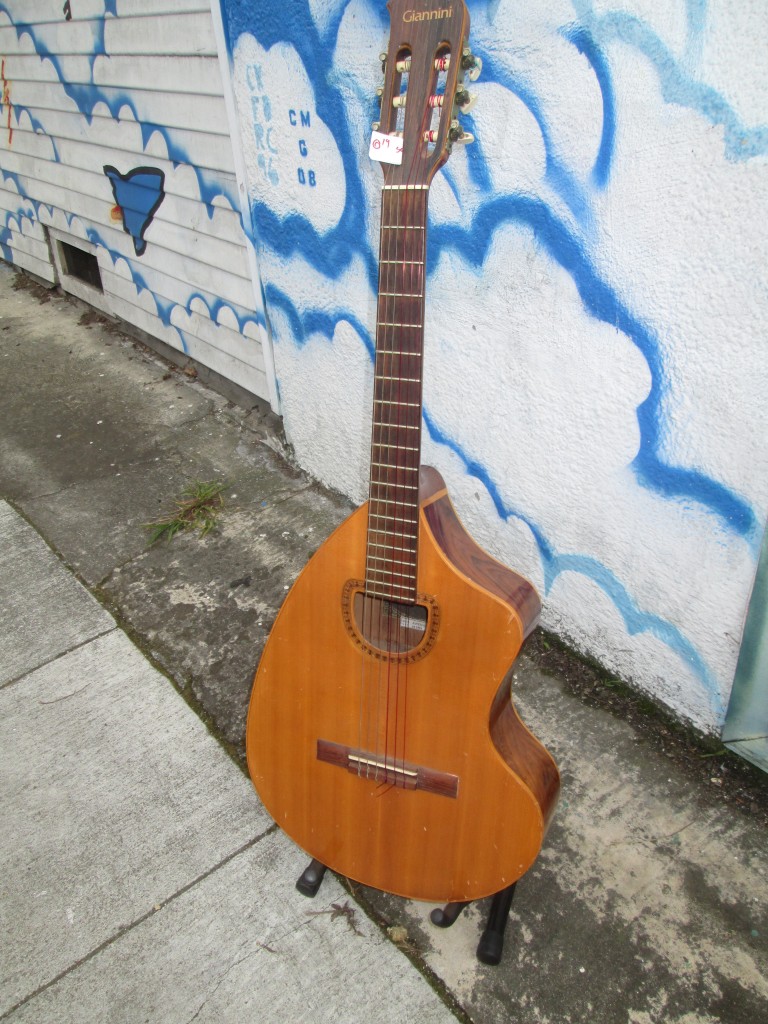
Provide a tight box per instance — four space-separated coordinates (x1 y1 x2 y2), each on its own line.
369 496 419 505
377 322 422 328
369 514 419 525
369 491 418 499
372 372 421 380
369 483 419 491
382 184 429 190
368 540 416 551
372 395 421 403
364 561 415 569
370 464 419 473
376 349 422 357
379 224 426 231
378 292 423 299
380 259 424 266
373 442 420 451
372 422 420 431
365 587 416 600
366 566 417 580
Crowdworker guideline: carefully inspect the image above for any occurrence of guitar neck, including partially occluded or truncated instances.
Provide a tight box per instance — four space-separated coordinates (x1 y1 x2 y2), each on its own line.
365 184 430 602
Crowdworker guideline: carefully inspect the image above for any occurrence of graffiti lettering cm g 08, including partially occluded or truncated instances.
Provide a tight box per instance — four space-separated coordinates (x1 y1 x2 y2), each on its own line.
289 109 316 188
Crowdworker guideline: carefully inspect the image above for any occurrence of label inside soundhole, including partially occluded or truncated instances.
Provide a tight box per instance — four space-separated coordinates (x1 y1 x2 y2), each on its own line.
353 593 427 653
341 581 439 662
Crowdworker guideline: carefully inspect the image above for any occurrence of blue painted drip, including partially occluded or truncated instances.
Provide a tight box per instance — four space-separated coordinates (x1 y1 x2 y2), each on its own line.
562 25 616 188
684 0 708 67
428 193 757 541
1 171 49 250
573 1 768 161
438 165 463 210
0 219 12 261
422 406 723 714
265 283 375 361
478 50 592 225
460 114 493 194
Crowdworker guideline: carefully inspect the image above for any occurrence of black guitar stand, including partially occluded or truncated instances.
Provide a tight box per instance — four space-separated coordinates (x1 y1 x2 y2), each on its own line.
295 858 518 966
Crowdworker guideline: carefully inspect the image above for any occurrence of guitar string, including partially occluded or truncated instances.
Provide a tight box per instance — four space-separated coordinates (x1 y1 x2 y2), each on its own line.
373 55 422 791
360 41 443 792
361 104 411 783
361 171 395 781
379 119 412 790
380 47 441 793
385 55 436 793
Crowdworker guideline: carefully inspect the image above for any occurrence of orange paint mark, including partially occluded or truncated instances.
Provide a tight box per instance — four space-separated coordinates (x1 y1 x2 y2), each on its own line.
110 204 124 223
1 57 12 146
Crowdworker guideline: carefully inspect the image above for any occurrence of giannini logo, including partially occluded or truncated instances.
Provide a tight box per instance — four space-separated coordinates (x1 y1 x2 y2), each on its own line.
403 6 453 22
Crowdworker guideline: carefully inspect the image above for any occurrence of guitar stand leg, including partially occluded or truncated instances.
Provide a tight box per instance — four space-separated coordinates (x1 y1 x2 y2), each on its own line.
476 882 517 966
430 900 471 928
296 858 327 898
429 882 518 966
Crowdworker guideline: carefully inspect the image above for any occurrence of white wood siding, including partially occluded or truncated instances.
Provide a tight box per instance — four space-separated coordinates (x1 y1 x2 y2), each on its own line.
0 0 270 402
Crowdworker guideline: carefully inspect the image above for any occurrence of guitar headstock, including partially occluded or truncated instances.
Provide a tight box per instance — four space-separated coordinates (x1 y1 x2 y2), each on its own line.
373 0 480 187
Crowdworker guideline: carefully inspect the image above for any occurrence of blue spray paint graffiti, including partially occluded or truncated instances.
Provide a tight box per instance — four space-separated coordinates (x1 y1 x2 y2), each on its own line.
0 1 238 213
0 0 266 366
213 0 766 718
561 25 616 188
103 166 166 257
572 0 768 161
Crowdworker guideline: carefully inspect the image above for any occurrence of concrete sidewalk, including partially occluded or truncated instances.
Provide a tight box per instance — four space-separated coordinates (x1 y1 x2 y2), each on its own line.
1 264 766 1024
0 501 457 1022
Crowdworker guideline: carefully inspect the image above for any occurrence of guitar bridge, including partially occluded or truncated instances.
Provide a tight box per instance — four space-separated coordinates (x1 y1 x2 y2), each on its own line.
317 739 459 798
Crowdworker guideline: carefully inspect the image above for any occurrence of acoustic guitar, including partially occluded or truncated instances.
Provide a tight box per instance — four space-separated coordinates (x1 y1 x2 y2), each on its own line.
246 0 559 902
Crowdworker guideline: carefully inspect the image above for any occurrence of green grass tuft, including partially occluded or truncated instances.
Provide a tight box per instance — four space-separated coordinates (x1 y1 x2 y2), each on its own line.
145 481 228 544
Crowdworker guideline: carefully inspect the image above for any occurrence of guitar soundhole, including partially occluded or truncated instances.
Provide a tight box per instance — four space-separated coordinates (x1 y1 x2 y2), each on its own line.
354 593 427 654
341 581 439 663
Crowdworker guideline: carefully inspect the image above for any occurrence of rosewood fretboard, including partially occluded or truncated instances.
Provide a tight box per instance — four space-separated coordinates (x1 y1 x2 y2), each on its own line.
365 183 430 603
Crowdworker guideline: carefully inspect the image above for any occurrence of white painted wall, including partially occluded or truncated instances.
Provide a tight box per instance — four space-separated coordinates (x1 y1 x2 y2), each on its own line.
0 0 272 402
217 0 768 735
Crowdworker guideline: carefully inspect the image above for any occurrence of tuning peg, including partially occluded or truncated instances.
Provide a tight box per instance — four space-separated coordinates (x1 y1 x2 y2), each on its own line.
448 120 474 145
380 51 387 73
455 88 478 113
461 48 482 81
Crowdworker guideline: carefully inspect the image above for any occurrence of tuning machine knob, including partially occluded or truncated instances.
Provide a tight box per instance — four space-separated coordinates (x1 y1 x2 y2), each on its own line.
455 88 477 113
448 120 474 145
380 51 387 73
460 47 482 82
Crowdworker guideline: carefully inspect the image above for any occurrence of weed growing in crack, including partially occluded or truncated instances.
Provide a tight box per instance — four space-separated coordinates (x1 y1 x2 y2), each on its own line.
145 481 227 544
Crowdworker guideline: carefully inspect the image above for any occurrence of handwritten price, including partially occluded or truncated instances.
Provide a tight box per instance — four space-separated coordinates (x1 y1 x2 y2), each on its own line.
369 131 403 166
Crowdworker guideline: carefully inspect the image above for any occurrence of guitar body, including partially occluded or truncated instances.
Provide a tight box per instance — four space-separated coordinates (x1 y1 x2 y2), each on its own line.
246 468 559 902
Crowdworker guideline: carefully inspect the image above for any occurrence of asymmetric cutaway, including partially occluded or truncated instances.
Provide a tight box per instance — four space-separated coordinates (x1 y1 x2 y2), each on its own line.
246 0 559 902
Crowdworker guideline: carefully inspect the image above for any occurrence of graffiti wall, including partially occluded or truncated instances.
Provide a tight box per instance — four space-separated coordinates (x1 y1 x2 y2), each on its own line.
217 0 768 735
0 0 272 402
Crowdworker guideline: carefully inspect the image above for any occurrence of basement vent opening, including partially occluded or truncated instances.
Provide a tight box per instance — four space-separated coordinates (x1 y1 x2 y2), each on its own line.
58 240 103 292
